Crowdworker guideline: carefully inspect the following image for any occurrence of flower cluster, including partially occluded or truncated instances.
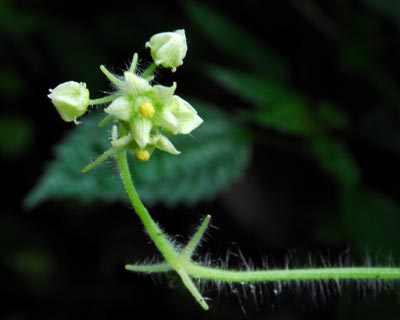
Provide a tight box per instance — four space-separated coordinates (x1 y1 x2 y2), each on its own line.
48 29 202 162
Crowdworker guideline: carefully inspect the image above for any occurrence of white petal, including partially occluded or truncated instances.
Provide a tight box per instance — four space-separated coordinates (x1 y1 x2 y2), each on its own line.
152 82 177 101
154 110 180 134
124 72 152 95
131 118 152 149
154 135 180 155
104 96 132 121
173 96 203 134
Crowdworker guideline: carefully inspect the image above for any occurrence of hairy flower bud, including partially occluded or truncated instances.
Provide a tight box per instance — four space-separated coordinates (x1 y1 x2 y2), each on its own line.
48 81 90 123
146 29 188 72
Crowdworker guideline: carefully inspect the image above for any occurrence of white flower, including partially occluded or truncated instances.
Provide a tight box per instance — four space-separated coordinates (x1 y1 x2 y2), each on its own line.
146 29 188 72
48 81 90 123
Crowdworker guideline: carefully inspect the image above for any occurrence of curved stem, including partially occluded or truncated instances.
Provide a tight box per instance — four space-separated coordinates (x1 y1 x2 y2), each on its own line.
186 264 400 282
100 65 123 86
115 150 179 265
89 94 121 106
141 62 157 79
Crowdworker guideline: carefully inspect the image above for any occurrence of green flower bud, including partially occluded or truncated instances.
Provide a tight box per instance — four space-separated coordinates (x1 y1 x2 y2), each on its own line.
146 29 188 72
48 81 90 123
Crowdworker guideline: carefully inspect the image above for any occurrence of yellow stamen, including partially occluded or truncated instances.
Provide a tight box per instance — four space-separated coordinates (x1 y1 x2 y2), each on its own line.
135 150 151 162
139 102 155 119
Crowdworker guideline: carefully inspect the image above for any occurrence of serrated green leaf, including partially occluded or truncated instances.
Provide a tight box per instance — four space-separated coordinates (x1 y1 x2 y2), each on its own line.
182 0 289 80
24 101 251 209
310 135 360 187
206 65 315 135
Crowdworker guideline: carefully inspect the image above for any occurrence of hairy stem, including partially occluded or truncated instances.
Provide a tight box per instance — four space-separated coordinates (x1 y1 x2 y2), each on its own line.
82 147 117 173
186 264 400 282
116 150 179 265
89 94 121 106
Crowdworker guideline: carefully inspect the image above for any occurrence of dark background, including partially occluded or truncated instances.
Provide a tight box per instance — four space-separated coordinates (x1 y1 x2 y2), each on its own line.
1 0 400 319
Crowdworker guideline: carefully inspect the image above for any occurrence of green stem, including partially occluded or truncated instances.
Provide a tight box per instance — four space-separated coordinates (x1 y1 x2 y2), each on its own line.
89 94 121 106
182 215 211 259
129 53 139 73
82 147 117 173
115 150 179 265
125 263 172 273
141 62 157 79
100 65 123 86
186 264 400 282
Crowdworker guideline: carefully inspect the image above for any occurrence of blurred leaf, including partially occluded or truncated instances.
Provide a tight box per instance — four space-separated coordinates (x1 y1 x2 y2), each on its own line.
359 0 400 28
0 66 27 97
310 135 360 187
316 101 350 130
44 21 105 82
360 108 400 155
341 187 400 260
0 0 40 36
255 97 315 136
206 65 315 135
340 37 377 73
24 101 251 209
0 115 33 158
6 249 55 290
0 215 55 291
182 0 289 81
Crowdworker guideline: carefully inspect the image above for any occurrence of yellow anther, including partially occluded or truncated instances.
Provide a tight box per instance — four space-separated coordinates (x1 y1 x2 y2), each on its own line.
139 102 155 119
135 150 151 162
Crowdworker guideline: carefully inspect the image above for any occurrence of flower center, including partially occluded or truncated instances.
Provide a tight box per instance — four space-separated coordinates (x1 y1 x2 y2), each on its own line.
135 150 151 162
139 102 155 119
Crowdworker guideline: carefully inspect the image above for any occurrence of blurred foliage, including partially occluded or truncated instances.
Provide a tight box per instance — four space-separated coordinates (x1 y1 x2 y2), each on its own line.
182 0 289 81
0 115 33 158
185 0 400 264
2 0 400 318
25 102 251 208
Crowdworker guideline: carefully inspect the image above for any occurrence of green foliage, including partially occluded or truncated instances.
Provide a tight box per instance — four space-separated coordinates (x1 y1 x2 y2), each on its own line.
24 101 251 208
205 65 316 136
0 0 40 36
341 187 400 260
0 66 27 97
182 0 289 80
359 0 400 28
310 135 360 188
315 101 350 131
0 115 33 158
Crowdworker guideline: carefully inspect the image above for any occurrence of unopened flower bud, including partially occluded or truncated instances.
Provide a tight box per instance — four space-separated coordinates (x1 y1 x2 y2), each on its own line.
146 29 188 72
48 81 90 123
135 149 151 162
